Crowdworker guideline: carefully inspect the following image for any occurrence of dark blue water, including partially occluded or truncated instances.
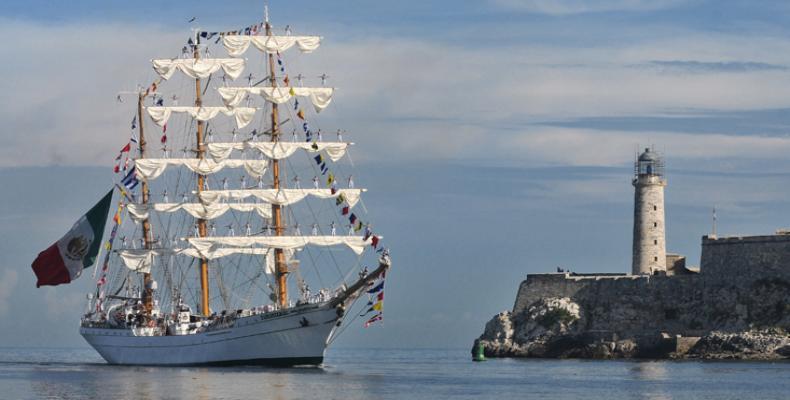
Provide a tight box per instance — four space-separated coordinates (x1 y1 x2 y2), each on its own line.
0 347 788 399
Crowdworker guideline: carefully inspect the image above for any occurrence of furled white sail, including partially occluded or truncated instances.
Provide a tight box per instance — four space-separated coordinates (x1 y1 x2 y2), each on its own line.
151 58 246 80
118 248 276 273
217 87 333 112
263 248 297 275
189 235 373 256
118 249 158 274
126 202 272 222
223 35 321 57
198 188 364 208
207 142 349 162
135 158 269 180
146 106 256 129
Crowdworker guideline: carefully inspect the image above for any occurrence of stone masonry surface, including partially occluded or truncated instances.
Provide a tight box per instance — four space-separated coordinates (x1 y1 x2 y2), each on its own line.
475 234 790 359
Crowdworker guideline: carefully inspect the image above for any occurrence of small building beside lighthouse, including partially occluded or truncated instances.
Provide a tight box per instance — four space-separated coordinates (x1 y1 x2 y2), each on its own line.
631 147 667 275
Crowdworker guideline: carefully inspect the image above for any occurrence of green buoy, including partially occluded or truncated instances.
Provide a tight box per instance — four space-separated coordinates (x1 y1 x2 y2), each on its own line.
473 342 486 362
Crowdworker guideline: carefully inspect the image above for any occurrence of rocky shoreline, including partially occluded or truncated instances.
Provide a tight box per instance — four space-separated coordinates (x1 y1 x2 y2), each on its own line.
474 298 790 360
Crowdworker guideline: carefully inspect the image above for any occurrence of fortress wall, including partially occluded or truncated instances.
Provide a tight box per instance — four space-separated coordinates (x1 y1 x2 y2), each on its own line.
698 235 790 331
701 235 790 281
513 274 631 314
511 234 790 336
574 275 701 335
514 273 701 335
512 274 590 313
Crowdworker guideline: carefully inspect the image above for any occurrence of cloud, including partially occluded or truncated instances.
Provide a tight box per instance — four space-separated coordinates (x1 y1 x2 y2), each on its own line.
491 0 691 15
641 60 788 73
0 18 183 168
494 127 790 167
0 269 18 316
296 31 790 167
536 108 790 137
3 16 790 171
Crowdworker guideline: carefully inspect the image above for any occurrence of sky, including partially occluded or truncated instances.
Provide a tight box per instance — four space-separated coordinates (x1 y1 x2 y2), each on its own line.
3 0 790 350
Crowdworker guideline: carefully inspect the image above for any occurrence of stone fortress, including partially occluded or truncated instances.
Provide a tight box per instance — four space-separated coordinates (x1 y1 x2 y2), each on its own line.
475 148 790 359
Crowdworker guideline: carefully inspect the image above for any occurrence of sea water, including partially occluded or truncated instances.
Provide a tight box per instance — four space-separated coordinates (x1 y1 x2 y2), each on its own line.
0 347 788 399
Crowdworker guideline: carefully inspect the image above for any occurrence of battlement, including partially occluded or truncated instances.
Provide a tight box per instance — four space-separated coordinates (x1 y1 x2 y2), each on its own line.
702 233 790 245
525 272 632 283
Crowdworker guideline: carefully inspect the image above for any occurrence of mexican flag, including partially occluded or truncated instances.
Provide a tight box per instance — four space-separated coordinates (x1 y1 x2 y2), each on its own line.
31 189 113 287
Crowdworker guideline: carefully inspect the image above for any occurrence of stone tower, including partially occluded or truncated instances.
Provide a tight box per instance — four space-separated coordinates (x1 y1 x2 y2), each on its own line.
632 147 667 275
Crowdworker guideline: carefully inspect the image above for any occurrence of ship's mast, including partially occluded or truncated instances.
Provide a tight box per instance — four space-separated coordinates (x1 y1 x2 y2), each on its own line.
137 93 155 315
266 12 289 308
194 35 211 316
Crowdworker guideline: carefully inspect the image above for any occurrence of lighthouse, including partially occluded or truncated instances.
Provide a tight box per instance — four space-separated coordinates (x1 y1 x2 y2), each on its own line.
632 147 667 275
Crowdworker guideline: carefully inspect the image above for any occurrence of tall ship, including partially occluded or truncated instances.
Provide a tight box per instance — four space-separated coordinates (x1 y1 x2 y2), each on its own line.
34 7 391 366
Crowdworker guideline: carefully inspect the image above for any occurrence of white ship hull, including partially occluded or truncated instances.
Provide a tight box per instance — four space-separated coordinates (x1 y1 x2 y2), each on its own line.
80 304 341 366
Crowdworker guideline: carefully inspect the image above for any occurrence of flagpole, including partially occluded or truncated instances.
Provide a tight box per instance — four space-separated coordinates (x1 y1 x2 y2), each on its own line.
136 93 156 316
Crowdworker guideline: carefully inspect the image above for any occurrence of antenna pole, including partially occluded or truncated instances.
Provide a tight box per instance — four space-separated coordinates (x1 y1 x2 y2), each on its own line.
194 36 211 317
266 16 289 308
712 206 717 238
137 93 155 316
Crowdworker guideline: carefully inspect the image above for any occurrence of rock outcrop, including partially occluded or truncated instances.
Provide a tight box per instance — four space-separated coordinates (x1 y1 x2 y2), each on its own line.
687 331 790 360
476 296 643 359
475 304 789 360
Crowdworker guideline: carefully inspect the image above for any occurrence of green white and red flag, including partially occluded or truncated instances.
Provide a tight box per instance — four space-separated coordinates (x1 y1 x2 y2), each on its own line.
31 189 114 287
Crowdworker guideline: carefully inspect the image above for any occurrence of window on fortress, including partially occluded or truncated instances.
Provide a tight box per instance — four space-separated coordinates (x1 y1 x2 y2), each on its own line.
654 240 658 245
654 222 658 227
664 308 678 320
654 256 658 262
654 205 657 211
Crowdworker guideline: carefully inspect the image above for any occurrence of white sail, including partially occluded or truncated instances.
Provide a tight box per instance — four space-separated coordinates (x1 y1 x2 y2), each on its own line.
263 248 297 275
223 35 321 57
207 142 349 162
118 249 158 273
117 248 276 273
152 58 246 80
198 188 364 208
126 202 272 222
217 87 333 112
189 235 373 256
146 106 257 129
135 158 269 180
